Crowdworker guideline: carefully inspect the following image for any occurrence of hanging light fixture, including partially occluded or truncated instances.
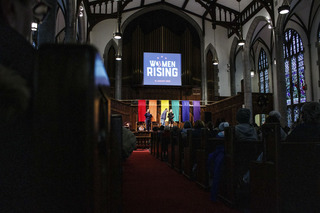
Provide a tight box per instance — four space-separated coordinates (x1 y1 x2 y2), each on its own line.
212 26 219 65
115 52 122 61
113 1 122 40
278 0 290 15
238 39 245 46
237 1 245 46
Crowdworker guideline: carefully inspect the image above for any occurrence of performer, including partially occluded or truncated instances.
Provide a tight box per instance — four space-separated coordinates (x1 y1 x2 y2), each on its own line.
144 109 152 131
160 108 168 126
168 109 175 128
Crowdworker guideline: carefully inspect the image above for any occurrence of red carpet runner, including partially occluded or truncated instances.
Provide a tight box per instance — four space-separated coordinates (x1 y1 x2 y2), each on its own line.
122 150 240 213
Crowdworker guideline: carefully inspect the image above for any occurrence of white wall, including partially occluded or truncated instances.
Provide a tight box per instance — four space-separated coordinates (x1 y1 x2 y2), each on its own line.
90 19 117 57
310 10 320 102
235 51 244 93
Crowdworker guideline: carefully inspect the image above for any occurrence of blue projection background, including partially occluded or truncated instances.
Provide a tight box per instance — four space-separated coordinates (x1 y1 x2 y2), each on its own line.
143 52 181 86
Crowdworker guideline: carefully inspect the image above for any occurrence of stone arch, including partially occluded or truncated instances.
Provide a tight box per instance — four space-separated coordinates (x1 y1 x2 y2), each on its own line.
103 39 118 89
121 4 206 101
229 37 239 96
204 43 220 101
254 42 273 93
242 16 270 112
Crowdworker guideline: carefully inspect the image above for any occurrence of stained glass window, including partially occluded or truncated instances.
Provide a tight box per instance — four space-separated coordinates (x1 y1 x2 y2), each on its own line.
257 49 269 125
283 29 306 127
258 49 269 93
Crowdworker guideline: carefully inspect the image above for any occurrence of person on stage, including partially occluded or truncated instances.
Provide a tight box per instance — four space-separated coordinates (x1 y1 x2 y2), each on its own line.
168 109 174 128
145 109 152 131
160 108 168 126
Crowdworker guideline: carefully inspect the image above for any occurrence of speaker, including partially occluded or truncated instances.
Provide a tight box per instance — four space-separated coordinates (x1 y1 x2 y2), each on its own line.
205 112 212 123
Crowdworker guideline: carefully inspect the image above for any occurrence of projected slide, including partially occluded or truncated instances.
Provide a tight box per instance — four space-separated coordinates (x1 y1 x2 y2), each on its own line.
143 52 182 86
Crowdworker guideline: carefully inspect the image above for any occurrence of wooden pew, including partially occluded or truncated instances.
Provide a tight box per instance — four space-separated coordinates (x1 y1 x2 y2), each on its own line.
167 128 181 168
33 44 115 212
250 123 320 213
151 131 157 156
219 126 263 207
183 129 202 179
133 131 151 149
173 130 184 173
195 129 224 189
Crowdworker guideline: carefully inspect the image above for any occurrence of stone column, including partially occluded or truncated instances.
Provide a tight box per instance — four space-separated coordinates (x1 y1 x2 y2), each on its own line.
201 42 207 105
64 0 77 43
242 45 253 117
37 0 57 45
115 41 122 100
274 27 288 126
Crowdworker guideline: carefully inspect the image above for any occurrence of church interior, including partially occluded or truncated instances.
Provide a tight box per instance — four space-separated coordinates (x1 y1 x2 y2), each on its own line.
1 0 320 212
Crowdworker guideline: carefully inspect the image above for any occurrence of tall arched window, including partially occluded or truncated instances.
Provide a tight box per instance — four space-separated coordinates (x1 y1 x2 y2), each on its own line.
257 48 269 125
258 49 270 93
283 29 306 127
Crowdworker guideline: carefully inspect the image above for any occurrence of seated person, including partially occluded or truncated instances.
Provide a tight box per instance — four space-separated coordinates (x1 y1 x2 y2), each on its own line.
263 111 287 141
206 121 218 137
235 108 258 141
122 127 136 160
192 120 205 138
286 102 320 142
181 121 193 145
216 122 229 138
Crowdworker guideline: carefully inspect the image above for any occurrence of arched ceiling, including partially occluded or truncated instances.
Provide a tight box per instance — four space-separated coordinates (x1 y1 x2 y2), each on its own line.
83 0 274 36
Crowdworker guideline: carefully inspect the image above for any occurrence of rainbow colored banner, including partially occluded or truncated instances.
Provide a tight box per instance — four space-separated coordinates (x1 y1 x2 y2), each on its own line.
138 100 146 122
172 100 179 122
182 100 190 122
193 101 200 122
161 100 169 121
149 100 157 122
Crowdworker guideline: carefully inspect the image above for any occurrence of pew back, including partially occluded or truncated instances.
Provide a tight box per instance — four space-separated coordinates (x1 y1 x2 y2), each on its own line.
220 126 263 206
34 44 113 212
251 123 320 213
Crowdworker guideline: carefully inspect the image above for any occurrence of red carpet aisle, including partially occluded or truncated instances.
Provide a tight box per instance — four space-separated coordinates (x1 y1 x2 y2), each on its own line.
122 150 240 213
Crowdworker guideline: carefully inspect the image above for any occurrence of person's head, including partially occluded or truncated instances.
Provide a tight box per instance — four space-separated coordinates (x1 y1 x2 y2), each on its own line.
206 121 214 130
301 102 320 124
236 108 251 124
169 109 172 112
147 109 150 113
194 120 205 129
269 111 281 121
219 122 229 131
265 115 280 124
183 121 192 129
0 0 50 39
165 108 167 111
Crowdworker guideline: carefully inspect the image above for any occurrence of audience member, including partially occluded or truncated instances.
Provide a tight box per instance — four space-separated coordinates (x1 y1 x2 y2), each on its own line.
122 127 136 160
0 0 49 211
263 111 287 141
192 120 205 138
216 122 229 138
181 121 193 144
235 108 258 141
206 121 218 137
286 102 320 142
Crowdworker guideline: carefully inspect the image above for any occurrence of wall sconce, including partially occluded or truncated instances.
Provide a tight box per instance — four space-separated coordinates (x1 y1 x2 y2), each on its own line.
115 53 122 61
213 58 219 65
31 22 38 31
250 70 255 77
